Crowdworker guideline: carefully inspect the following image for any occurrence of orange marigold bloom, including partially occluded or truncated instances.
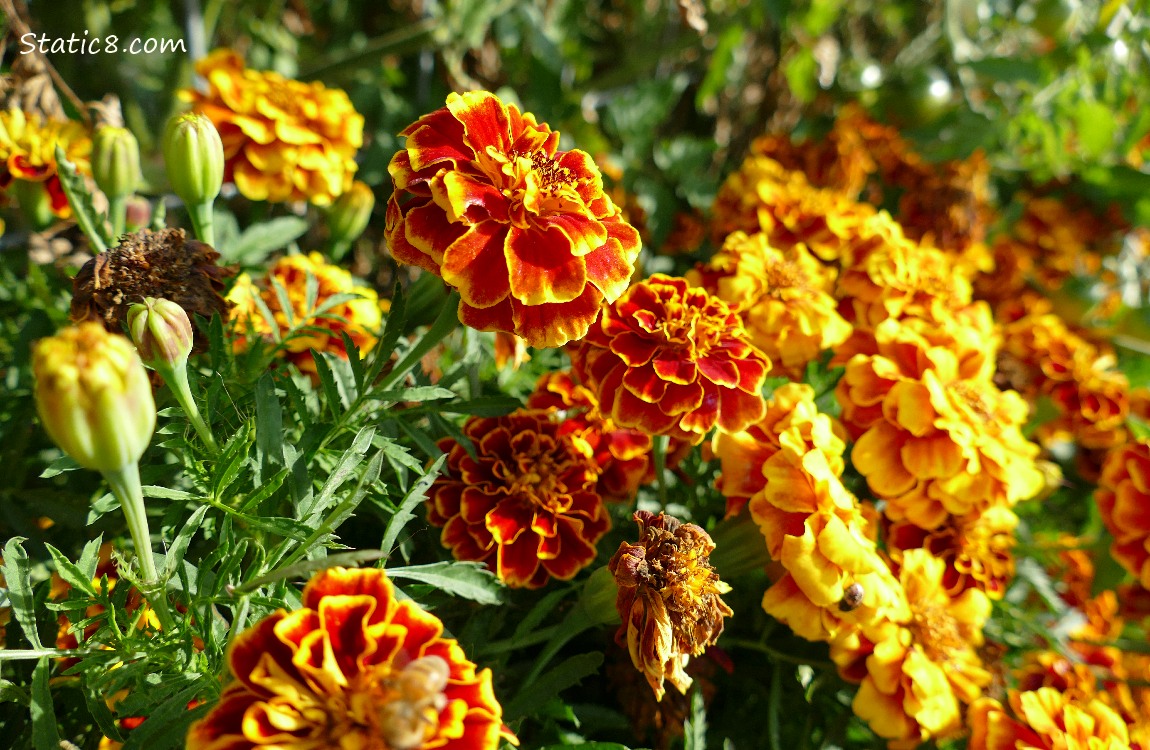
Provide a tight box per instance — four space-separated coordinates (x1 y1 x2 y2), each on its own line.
183 49 364 205
385 90 641 348
227 252 382 377
0 109 91 218
526 370 658 501
1096 440 1150 589
427 409 609 588
186 567 514 750
710 155 876 261
609 511 732 701
886 506 1019 600
969 689 1132 750
748 113 876 198
570 274 770 445
688 231 851 379
853 549 992 747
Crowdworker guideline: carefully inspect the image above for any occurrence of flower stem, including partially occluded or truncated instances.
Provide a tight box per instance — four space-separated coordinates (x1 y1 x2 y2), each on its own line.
107 194 127 239
102 462 174 630
161 362 219 453
187 201 215 247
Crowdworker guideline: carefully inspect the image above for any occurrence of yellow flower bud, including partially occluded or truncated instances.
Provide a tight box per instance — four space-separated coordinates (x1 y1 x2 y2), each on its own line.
91 126 142 201
33 323 156 473
127 298 193 372
162 113 224 207
326 181 375 248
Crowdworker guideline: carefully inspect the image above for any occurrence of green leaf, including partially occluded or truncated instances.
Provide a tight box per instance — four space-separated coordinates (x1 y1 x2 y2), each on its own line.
685 685 708 750
30 657 60 750
367 282 407 385
54 145 113 252
437 395 521 416
39 455 81 478
387 561 504 605
504 652 603 720
234 549 385 594
784 48 818 104
312 350 348 421
162 505 210 580
1075 100 1115 159
2 537 42 649
381 455 445 556
120 679 206 750
223 216 309 265
43 543 97 597
300 426 377 520
255 373 285 480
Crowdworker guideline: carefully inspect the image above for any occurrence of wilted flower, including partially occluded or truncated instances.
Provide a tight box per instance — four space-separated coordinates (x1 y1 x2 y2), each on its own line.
609 511 732 700
688 231 851 379
1096 440 1150 588
184 49 364 205
227 252 382 377
968 688 1132 750
426 410 609 588
71 228 233 353
186 567 515 750
0 108 91 218
570 274 770 445
385 90 641 348
33 323 155 474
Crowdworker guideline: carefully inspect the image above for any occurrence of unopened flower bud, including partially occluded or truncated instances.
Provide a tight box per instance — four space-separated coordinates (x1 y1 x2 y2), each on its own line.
326 181 375 249
127 297 193 372
91 126 141 200
33 323 156 473
162 113 224 208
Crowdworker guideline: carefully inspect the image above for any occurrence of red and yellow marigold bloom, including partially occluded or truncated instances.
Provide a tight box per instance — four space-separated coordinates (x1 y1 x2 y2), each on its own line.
688 231 851 380
186 567 514 750
969 688 1132 750
526 370 658 501
1096 440 1150 589
385 90 641 348
0 109 91 218
183 49 364 205
853 548 992 747
227 252 382 377
609 511 732 701
570 274 770 445
427 409 609 588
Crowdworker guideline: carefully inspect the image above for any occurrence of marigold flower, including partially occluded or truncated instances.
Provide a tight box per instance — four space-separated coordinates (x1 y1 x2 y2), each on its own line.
427 409 609 588
526 370 657 501
0 109 90 218
227 252 382 377
688 231 851 379
570 274 770 445
1096 440 1150 589
748 112 876 198
385 90 641 348
968 688 1132 750
609 511 732 701
186 567 514 750
853 549 991 747
183 49 364 205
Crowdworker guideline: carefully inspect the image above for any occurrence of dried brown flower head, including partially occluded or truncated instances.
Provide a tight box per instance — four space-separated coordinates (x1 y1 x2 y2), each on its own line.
609 510 733 700
71 228 233 352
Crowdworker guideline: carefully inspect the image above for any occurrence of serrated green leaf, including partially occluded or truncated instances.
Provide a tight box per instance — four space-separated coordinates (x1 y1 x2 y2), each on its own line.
388 561 504 605
2 538 42 649
30 657 60 750
39 455 81 478
235 550 386 593
120 679 206 750
505 652 603 720
54 145 113 252
685 685 708 750
381 455 445 556
255 374 285 480
300 426 377 520
437 395 521 416
163 505 210 581
311 349 346 421
224 216 309 265
43 543 97 597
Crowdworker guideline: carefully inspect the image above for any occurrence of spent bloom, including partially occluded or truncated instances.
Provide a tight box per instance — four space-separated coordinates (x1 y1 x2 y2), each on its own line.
184 49 364 205
385 90 641 348
426 410 610 588
609 511 732 701
33 323 155 474
0 108 91 218
186 567 515 750
570 274 771 445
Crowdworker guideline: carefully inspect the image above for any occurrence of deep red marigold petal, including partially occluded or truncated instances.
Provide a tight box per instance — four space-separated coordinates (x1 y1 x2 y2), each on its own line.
402 107 472 171
441 221 513 309
505 224 588 306
497 530 542 588
511 285 604 349
446 91 512 156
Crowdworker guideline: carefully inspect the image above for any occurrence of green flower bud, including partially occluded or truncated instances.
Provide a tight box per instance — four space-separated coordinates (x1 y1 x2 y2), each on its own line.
162 113 224 207
327 181 375 247
33 322 156 473
127 297 193 372
91 126 142 200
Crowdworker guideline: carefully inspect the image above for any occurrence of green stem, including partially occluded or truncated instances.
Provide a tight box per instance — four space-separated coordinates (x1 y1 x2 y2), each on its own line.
326 239 352 262
377 291 461 391
161 362 219 453
188 201 215 247
107 194 127 239
103 462 175 630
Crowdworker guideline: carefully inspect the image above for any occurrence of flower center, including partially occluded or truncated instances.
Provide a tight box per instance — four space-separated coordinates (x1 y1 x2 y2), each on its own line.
909 600 965 665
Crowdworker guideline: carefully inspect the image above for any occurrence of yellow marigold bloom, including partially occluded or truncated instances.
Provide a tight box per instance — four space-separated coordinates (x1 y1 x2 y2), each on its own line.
609 511 732 701
183 49 364 205
688 231 851 380
710 155 875 261
186 567 515 750
886 506 1018 600
969 688 1132 750
853 548 991 747
227 252 382 378
1097 440 1150 588
0 109 91 218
